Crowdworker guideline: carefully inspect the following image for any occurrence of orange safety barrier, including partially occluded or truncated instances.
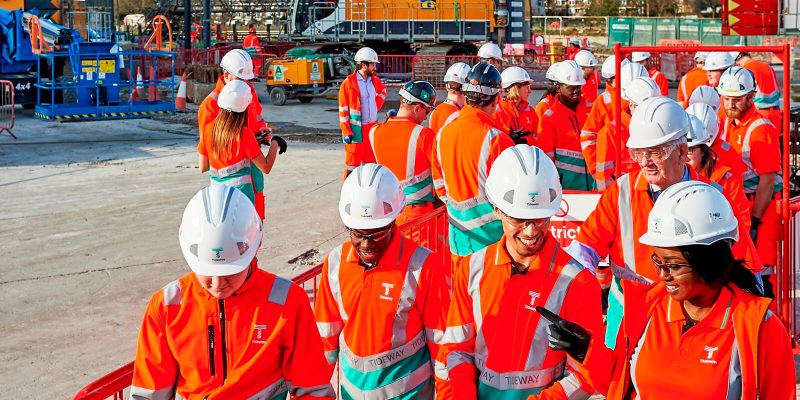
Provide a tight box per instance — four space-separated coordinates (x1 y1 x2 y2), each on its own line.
0 80 15 139
613 44 796 341
72 206 449 400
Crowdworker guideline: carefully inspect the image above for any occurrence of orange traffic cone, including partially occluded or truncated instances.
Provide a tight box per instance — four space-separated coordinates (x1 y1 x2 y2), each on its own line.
175 72 187 111
148 66 159 101
134 67 144 100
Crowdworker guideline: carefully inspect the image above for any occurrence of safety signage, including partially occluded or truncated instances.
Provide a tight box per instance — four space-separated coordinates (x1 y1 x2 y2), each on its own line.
549 191 601 248
81 59 115 73
721 0 778 36
310 62 321 81
274 65 285 81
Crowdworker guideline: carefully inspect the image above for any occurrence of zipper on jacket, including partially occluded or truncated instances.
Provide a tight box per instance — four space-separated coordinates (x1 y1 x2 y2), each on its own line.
207 325 215 376
218 299 228 382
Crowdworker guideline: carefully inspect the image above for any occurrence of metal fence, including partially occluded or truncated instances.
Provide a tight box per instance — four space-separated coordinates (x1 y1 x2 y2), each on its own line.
0 80 15 139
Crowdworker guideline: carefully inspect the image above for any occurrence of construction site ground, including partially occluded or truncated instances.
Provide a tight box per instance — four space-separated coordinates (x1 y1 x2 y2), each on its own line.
1 84 798 399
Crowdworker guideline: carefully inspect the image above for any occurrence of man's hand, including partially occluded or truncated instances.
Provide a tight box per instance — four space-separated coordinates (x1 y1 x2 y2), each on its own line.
508 129 532 145
271 136 287 154
536 306 591 363
343 135 354 144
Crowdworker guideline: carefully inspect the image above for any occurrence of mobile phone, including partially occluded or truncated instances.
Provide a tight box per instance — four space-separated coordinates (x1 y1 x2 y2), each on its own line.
535 306 563 324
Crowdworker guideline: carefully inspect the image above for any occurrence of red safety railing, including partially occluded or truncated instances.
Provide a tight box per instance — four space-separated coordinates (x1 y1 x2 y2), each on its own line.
613 44 796 338
0 80 15 139
73 206 448 400
788 196 800 349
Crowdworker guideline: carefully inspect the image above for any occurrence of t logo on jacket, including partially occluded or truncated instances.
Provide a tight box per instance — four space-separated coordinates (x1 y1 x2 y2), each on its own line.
379 282 394 301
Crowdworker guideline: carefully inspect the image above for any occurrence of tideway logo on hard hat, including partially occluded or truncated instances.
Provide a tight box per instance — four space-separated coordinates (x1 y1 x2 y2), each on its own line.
651 217 663 233
527 191 539 206
211 247 224 261
360 205 372 217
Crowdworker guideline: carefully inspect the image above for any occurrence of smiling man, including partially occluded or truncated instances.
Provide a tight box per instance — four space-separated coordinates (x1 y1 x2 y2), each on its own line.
442 145 602 400
314 163 452 399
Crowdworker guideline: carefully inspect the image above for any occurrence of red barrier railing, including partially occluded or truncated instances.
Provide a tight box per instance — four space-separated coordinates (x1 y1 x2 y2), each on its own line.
787 196 800 349
0 80 15 139
73 206 448 400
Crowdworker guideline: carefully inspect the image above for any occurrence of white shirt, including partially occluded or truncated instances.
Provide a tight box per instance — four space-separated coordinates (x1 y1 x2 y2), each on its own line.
356 72 378 125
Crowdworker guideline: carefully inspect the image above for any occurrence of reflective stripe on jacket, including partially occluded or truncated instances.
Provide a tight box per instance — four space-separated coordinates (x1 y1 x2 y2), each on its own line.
648 68 669 96
370 117 436 205
131 268 335 400
429 100 461 135
580 88 615 183
338 72 387 142
433 106 515 256
314 231 453 399
722 107 782 194
442 236 602 400
539 99 595 191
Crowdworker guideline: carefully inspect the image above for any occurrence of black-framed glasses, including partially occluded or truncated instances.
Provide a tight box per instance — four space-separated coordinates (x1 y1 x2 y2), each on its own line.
501 211 549 229
651 254 693 277
348 225 393 242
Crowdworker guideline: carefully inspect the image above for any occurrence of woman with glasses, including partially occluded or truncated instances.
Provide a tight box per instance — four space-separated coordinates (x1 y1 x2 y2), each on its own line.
545 181 794 399
494 67 539 146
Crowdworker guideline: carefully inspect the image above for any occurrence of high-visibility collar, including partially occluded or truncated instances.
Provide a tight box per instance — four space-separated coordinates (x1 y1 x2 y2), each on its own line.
385 116 417 124
665 285 733 330
344 226 405 268
493 234 558 274
444 98 463 109
461 105 502 129
730 104 759 127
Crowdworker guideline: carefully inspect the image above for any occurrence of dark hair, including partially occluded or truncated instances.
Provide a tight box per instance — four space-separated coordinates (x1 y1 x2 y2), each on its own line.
679 239 764 297
465 93 498 108
445 81 462 92
540 84 558 102
696 145 717 178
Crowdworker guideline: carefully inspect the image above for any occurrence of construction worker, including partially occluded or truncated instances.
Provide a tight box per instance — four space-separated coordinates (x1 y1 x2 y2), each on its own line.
539 60 594 191
732 50 782 132
432 62 514 257
565 37 581 60
579 55 630 189
338 47 386 180
494 66 538 145
429 62 470 135
442 144 602 399
478 42 503 68
369 80 437 226
131 185 335 400
198 80 284 207
566 97 712 348
574 49 600 103
686 92 748 187
315 164 452 399
718 66 782 297
551 181 794 399
198 49 274 220
631 51 668 95
702 51 735 121
534 62 560 119
676 51 709 107
243 26 260 50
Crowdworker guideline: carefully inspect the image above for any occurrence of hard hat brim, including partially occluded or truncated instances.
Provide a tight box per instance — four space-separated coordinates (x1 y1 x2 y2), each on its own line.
182 235 260 277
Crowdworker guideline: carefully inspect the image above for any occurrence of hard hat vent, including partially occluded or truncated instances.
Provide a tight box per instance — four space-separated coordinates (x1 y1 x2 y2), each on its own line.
383 202 394 214
549 189 558 202
190 244 198 257
504 190 515 204
674 219 689 236
344 203 352 215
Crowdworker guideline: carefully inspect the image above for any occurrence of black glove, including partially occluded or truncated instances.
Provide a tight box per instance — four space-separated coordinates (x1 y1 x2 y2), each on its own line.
750 216 762 243
536 306 591 363
271 135 287 154
257 133 271 146
343 134 354 144
508 129 532 145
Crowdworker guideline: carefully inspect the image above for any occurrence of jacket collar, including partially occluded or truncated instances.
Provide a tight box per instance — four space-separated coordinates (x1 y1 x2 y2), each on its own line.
665 285 734 329
493 234 558 274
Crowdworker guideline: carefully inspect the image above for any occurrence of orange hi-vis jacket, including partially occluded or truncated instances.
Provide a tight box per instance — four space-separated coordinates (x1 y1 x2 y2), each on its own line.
648 67 669 96
594 108 639 191
429 99 462 135
535 93 555 119
711 137 747 186
740 58 781 112
442 236 603 400
539 98 595 191
568 168 715 284
131 267 335 400
493 98 539 146
677 67 709 107
198 76 267 137
584 280 795 399
369 116 436 223
580 87 615 180
314 230 453 400
582 69 600 104
432 106 515 256
721 105 782 196
243 33 260 49
338 71 387 143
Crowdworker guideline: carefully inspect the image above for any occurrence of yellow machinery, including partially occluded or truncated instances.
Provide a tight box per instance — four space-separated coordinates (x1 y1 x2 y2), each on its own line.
265 58 329 105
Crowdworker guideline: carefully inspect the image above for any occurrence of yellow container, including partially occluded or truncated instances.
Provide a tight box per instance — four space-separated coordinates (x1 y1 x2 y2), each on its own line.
267 59 325 86
550 41 563 64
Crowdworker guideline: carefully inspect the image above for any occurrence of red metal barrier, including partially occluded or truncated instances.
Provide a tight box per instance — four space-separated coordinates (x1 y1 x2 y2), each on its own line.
0 80 15 139
787 196 800 348
72 206 448 400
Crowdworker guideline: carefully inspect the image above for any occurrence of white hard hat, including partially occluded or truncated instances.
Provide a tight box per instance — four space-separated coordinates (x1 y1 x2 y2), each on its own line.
217 80 253 113
639 180 738 247
694 51 709 61
688 86 720 111
601 55 630 79
339 164 404 229
623 76 660 105
627 97 691 149
631 51 651 62
569 37 580 45
553 60 586 86
574 50 599 67
545 62 560 81
686 115 711 148
444 62 471 84
729 51 741 60
220 49 255 80
485 145 562 219
179 185 262 277
716 66 755 97
702 52 734 71
478 42 503 61
685 103 719 146
354 47 380 63
619 62 649 100
501 66 532 89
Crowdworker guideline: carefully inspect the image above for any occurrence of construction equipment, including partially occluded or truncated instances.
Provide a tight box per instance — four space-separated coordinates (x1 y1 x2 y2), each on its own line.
264 57 329 105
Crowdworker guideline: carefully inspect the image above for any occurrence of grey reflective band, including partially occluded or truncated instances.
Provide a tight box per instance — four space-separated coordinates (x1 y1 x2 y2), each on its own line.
245 377 289 400
268 277 291 305
162 280 182 306
130 385 177 400
339 331 427 373
616 175 637 274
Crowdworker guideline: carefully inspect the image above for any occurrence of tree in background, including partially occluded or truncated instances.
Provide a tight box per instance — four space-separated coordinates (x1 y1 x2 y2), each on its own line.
588 0 620 16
